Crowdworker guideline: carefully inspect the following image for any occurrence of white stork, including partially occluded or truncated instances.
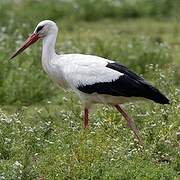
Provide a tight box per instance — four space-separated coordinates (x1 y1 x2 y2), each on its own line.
10 20 169 144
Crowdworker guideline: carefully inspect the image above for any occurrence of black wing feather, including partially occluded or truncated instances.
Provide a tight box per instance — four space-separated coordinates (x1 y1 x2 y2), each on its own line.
78 62 169 104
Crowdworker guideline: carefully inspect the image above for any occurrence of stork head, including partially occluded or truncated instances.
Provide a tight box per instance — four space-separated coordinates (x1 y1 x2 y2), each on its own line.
34 20 58 38
9 20 58 60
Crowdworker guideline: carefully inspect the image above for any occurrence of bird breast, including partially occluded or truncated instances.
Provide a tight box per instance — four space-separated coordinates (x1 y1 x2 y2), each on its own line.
42 57 70 89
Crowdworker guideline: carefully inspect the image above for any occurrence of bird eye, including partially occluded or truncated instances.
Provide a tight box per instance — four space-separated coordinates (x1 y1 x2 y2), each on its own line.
36 25 44 33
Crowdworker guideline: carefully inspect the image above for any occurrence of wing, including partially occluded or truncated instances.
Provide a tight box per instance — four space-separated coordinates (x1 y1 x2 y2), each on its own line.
62 54 123 88
77 62 147 97
61 54 169 104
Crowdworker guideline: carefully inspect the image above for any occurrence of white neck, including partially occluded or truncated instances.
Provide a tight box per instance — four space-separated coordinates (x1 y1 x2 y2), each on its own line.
42 32 57 62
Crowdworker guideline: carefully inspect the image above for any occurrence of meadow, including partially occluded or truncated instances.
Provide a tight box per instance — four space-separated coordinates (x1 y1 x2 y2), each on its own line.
0 0 179 179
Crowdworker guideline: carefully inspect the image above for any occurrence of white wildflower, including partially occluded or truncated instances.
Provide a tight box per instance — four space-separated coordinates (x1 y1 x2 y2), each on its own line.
13 161 23 169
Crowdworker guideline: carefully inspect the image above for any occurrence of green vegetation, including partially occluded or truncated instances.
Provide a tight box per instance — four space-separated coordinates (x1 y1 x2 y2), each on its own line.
0 0 179 179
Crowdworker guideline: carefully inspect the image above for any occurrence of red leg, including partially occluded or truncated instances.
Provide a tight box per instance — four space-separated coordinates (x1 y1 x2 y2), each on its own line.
115 104 143 145
83 107 89 128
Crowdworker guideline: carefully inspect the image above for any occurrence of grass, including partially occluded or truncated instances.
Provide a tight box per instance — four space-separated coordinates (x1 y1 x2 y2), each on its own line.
0 0 180 179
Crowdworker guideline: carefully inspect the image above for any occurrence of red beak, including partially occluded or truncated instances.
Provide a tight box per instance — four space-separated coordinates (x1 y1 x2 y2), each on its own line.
9 33 39 60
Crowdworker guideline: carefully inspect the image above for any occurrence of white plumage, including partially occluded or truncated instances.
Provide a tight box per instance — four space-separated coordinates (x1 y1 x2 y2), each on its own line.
10 20 170 145
60 54 123 87
45 54 123 101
